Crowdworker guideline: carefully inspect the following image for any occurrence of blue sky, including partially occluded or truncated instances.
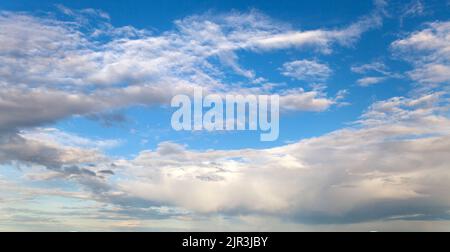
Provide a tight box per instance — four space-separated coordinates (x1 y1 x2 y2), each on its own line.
0 0 450 231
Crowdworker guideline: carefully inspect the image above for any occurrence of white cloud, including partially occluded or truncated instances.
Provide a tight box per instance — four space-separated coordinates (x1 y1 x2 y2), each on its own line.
281 60 332 82
279 88 338 111
7 2 450 230
108 92 450 222
0 3 387 132
245 0 386 52
408 63 450 84
2 91 450 228
400 0 425 26
351 61 403 87
351 61 389 75
392 21 450 86
22 128 121 150
357 76 387 86
0 91 440 226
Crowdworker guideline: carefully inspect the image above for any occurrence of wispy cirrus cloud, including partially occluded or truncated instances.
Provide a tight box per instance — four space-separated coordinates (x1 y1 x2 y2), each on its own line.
399 0 425 26
351 61 403 87
357 76 388 86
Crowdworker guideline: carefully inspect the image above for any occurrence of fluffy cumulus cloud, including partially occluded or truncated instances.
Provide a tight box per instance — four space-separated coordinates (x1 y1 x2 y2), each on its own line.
392 21 450 86
108 92 450 222
278 88 342 111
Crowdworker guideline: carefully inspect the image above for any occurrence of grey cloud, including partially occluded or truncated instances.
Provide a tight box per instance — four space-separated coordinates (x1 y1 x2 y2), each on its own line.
0 84 184 132
291 199 450 224
156 141 187 156
63 166 96 177
196 174 225 182
0 130 109 184
0 88 98 132
86 112 127 127
98 170 115 175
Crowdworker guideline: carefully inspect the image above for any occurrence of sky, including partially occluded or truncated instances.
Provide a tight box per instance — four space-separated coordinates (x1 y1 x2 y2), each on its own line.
0 0 450 231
